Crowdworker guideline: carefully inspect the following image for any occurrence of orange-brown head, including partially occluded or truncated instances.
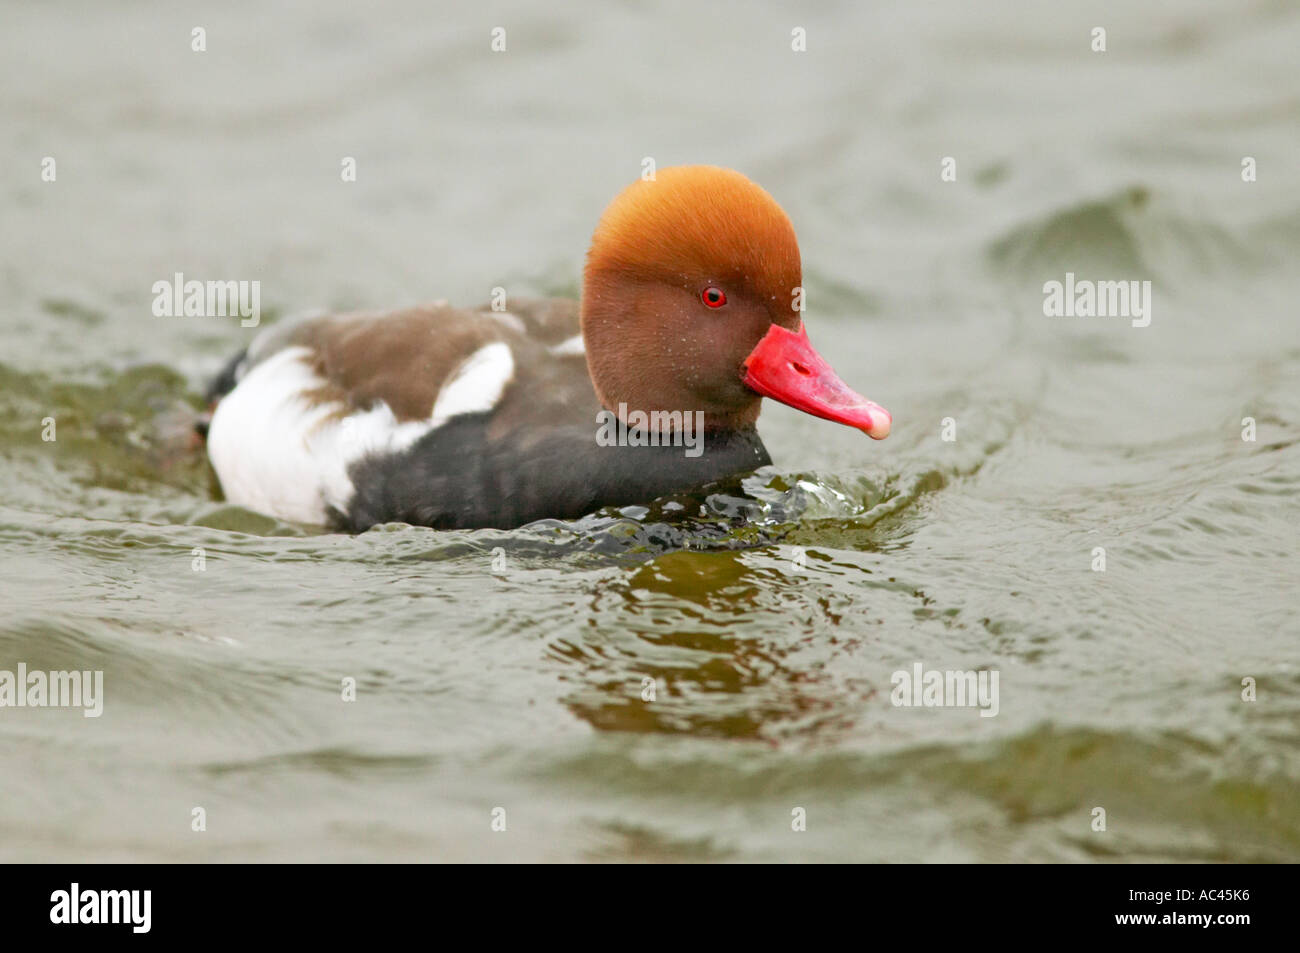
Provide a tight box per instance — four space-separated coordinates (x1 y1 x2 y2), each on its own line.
580 165 890 438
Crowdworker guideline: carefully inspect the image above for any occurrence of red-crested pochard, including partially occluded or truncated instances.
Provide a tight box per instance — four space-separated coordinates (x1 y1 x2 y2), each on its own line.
203 166 890 529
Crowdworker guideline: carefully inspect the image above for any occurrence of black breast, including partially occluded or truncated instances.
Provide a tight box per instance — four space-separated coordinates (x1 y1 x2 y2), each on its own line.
337 415 771 531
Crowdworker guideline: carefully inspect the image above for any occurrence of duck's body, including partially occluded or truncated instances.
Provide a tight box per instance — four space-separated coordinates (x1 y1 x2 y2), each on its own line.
206 297 770 529
204 167 890 531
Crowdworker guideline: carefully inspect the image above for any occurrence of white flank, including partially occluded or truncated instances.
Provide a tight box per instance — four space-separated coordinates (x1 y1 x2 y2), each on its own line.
207 347 432 524
548 334 585 357
430 342 515 428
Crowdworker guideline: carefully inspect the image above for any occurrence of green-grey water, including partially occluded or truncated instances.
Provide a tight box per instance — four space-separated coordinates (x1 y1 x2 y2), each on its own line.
1 0 1297 862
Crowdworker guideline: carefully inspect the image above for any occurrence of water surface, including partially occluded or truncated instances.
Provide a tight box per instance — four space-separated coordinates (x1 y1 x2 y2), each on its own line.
1 0 1297 861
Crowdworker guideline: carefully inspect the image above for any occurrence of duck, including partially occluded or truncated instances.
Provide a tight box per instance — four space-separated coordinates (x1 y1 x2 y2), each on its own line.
203 165 891 531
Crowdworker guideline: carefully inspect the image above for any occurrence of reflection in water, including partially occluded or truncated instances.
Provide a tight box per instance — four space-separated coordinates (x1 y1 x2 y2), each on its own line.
554 549 879 740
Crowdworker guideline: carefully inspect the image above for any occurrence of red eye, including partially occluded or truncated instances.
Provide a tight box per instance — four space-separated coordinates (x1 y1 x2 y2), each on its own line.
701 286 727 308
